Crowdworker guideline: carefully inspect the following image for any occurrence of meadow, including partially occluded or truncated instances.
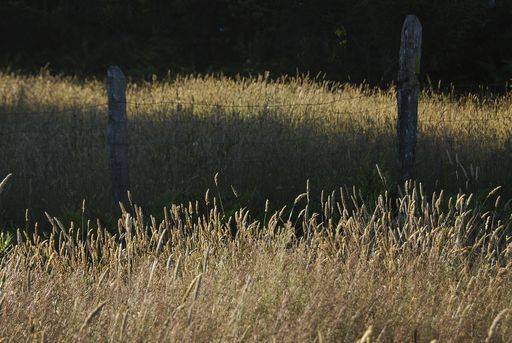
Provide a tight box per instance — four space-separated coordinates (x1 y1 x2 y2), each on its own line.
1 71 512 223
0 71 512 341
0 183 511 341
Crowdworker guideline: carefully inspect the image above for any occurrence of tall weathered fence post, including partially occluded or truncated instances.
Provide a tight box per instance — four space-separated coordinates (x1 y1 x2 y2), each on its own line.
107 66 130 209
397 15 422 182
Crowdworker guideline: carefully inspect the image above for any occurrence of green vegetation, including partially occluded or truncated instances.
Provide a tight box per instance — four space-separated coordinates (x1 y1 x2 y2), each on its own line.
0 232 12 258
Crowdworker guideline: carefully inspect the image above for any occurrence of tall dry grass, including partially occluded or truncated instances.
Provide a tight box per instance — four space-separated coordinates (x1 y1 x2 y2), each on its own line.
1 71 511 223
1 71 512 341
0 182 511 341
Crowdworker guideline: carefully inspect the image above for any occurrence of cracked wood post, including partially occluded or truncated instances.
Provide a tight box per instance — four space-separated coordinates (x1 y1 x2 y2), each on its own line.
107 66 130 210
397 15 422 183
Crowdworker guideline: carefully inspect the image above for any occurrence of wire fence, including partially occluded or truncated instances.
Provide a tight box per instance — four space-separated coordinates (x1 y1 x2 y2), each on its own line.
2 98 510 123
2 91 512 224
1 75 511 180
3 14 512 221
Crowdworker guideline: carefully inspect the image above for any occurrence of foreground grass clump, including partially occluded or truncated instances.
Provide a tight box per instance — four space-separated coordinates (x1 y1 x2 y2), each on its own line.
0 184 511 341
1 71 511 223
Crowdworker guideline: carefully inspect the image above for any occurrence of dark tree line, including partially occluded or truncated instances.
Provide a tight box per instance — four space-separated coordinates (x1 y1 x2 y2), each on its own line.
1 0 511 85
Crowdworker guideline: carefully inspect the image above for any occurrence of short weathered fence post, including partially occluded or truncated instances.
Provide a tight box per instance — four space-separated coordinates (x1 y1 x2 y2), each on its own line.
397 15 422 182
107 66 130 209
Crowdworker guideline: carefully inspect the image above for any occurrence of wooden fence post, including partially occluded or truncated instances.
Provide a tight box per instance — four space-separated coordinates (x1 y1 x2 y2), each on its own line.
397 15 422 182
107 66 130 209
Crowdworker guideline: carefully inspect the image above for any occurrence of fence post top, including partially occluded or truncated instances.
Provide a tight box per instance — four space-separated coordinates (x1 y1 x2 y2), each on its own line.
107 65 125 78
403 15 422 30
107 66 126 102
401 15 422 53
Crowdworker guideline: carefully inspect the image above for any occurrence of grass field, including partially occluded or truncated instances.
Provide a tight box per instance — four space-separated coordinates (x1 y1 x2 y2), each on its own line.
0 71 512 341
1 184 512 341
1 71 511 223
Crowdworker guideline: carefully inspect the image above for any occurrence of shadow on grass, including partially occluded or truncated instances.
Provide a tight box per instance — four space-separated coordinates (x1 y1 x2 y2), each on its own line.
1 102 511 230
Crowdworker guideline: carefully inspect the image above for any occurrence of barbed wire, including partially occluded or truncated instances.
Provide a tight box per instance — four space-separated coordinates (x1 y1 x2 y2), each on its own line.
0 96 378 117
3 104 512 142
0 85 510 155
124 94 373 109
2 76 511 186
0 102 108 116
422 81 511 91
0 104 397 136
0 102 397 122
2 77 509 117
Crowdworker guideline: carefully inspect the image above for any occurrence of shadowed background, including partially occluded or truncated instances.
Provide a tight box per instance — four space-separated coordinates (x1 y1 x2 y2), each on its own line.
0 0 511 86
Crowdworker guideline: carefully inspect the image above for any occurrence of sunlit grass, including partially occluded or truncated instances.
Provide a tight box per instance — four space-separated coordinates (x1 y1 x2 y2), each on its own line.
1 183 511 341
1 71 512 341
1 71 511 222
